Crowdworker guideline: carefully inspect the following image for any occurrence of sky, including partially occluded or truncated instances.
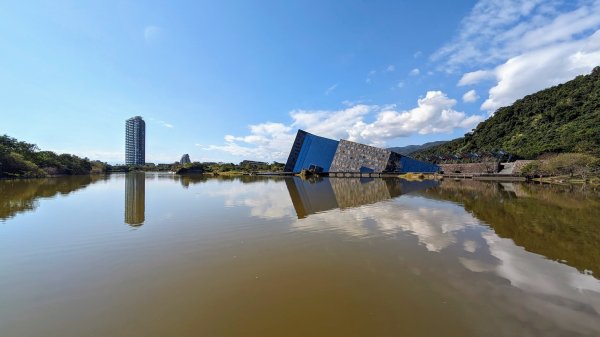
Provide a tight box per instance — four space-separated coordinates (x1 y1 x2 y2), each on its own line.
1 0 600 164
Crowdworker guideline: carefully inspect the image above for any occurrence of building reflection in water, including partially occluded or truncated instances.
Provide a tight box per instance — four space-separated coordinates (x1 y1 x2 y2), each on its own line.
285 177 438 218
124 172 145 226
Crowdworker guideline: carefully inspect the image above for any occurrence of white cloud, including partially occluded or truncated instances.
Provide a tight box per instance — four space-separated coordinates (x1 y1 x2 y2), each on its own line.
347 91 483 146
409 68 420 76
482 30 600 111
206 122 294 161
144 25 162 43
414 51 423 59
434 0 600 113
325 83 338 95
386 65 396 72
482 231 600 312
292 196 478 251
290 104 372 141
208 181 295 220
341 99 368 106
463 240 479 253
397 81 405 88
432 0 600 69
458 70 494 86
208 177 600 333
207 92 484 160
366 70 376 84
462 89 479 103
147 117 174 128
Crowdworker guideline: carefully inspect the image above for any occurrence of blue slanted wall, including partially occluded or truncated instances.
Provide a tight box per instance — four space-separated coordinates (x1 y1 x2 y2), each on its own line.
399 156 440 173
293 134 339 172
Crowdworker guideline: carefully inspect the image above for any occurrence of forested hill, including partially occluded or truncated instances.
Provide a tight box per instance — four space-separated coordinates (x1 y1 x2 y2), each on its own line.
387 141 447 155
413 67 600 161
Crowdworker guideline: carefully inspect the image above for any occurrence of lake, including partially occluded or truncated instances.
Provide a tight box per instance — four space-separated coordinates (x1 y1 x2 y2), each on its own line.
1 173 600 337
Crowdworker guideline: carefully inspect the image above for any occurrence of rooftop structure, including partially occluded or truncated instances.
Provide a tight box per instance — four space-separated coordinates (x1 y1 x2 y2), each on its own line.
240 160 268 166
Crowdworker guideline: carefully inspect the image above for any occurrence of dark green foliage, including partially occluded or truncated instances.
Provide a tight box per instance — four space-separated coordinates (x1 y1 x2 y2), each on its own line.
200 161 284 173
414 67 600 160
175 162 206 174
0 134 101 178
128 161 285 174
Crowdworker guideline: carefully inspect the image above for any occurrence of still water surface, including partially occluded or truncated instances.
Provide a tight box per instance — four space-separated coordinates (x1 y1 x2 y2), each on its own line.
1 173 600 337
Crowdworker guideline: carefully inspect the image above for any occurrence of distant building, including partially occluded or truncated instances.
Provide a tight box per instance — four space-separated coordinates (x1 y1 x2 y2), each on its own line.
284 130 439 173
125 116 145 165
180 154 191 164
240 160 268 166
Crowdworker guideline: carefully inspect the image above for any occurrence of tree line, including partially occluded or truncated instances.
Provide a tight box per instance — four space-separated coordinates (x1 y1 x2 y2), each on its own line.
0 135 107 178
1 134 284 178
106 160 284 174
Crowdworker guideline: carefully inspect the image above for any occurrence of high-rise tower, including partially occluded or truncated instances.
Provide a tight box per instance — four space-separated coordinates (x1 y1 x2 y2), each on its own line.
125 116 145 165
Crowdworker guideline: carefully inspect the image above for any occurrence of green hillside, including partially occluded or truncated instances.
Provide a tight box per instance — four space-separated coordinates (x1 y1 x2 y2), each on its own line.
414 67 600 161
387 141 447 155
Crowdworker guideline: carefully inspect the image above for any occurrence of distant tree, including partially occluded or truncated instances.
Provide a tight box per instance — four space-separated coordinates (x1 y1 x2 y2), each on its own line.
0 134 105 177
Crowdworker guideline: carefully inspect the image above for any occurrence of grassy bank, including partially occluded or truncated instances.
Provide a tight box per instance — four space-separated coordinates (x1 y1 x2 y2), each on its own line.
397 173 441 181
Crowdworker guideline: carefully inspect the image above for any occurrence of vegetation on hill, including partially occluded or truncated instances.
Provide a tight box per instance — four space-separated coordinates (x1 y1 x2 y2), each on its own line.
387 141 447 155
0 135 106 178
521 153 600 184
413 67 600 161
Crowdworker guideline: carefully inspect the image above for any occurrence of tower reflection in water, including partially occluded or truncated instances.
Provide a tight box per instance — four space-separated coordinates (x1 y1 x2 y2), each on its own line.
124 172 145 226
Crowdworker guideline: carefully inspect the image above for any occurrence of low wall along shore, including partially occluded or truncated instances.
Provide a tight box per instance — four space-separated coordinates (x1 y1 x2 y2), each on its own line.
440 162 499 174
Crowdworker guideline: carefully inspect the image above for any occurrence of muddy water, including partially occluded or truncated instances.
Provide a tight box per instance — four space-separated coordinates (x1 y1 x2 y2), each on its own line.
1 173 599 337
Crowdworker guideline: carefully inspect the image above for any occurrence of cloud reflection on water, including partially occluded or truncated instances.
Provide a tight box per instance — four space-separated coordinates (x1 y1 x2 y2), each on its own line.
209 176 600 334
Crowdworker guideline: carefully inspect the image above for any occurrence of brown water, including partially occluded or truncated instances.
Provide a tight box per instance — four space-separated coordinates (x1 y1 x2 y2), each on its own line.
1 173 600 337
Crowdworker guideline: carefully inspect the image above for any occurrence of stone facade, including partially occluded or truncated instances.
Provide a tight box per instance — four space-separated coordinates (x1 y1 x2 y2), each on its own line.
439 162 499 174
329 178 392 208
284 130 440 173
329 140 392 172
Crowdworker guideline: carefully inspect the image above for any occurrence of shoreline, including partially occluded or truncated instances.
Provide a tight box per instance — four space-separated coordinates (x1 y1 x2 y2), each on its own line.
2 171 599 187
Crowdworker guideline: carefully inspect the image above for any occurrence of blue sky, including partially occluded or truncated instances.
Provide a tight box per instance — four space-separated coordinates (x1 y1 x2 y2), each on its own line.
1 0 600 163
